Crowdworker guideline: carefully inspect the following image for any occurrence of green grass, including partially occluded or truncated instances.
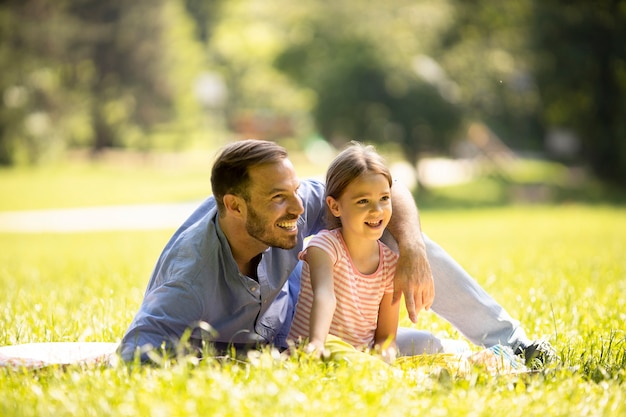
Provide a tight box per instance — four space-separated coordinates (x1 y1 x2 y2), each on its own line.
0 153 213 211
415 158 626 210
0 149 329 212
1 205 625 416
1 156 625 416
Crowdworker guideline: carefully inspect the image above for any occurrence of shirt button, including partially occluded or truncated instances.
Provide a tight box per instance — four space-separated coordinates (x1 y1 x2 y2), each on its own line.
251 286 258 292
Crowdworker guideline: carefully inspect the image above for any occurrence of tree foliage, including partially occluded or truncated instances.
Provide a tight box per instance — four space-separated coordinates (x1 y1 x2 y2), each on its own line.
0 0 624 186
277 42 462 164
530 0 626 186
0 0 209 163
69 0 176 149
273 0 462 164
0 0 77 163
436 0 542 150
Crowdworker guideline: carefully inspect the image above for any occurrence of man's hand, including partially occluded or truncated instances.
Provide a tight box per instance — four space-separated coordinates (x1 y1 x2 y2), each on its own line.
392 247 435 323
384 179 434 323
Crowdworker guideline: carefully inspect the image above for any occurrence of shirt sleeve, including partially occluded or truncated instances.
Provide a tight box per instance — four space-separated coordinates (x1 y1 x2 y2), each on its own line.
118 279 204 362
297 179 327 237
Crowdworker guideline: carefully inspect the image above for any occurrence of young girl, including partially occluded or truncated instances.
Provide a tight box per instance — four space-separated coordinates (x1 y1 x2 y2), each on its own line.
288 141 401 363
288 141 526 373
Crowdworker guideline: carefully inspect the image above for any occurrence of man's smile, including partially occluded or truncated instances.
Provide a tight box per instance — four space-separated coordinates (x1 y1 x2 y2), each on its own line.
277 220 298 231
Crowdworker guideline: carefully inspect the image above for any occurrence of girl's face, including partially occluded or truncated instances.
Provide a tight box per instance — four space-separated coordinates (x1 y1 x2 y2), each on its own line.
326 171 392 241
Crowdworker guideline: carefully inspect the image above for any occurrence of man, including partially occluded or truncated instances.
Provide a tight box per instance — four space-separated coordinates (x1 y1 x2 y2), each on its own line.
119 139 555 367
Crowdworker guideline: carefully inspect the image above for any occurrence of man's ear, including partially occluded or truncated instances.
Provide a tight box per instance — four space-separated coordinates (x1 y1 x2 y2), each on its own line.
326 196 341 218
223 194 246 217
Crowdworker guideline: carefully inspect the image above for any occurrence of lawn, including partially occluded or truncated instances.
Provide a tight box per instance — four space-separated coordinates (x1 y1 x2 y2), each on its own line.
0 153 213 212
1 157 625 416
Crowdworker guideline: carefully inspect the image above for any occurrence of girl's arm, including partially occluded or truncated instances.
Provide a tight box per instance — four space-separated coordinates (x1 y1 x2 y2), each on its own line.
374 292 401 364
305 246 337 355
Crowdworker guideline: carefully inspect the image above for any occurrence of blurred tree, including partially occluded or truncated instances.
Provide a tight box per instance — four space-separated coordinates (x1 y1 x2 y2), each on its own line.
204 0 314 142
183 0 223 44
530 0 626 186
276 36 461 165
4 0 622 188
0 0 80 164
437 0 543 151
68 0 201 151
441 0 626 187
0 0 212 164
273 1 462 164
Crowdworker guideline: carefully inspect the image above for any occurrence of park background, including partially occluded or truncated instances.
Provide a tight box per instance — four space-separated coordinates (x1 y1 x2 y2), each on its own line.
1 1 625 416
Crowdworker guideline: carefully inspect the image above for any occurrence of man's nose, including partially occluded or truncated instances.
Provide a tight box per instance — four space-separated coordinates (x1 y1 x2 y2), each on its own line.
289 195 304 215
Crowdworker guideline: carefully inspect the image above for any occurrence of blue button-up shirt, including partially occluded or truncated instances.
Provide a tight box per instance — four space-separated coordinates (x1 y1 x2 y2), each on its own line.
119 179 327 361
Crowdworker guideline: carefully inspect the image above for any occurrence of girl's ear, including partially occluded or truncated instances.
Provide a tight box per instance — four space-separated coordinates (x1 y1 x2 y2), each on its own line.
223 194 246 218
326 196 341 218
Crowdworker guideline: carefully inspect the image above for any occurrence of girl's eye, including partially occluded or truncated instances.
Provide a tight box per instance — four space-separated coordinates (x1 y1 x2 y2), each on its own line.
381 195 390 202
357 199 368 205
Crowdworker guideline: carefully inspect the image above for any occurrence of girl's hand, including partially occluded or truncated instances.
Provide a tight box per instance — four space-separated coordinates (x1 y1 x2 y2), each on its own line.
304 341 328 359
381 346 397 364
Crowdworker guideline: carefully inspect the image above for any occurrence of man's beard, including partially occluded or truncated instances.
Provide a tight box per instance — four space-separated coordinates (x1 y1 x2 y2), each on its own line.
245 205 298 250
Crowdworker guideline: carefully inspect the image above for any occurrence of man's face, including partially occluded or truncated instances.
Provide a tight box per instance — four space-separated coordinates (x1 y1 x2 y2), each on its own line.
243 159 304 250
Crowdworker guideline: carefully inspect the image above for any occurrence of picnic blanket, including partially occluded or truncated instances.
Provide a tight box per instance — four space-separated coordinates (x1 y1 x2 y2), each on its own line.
0 342 119 370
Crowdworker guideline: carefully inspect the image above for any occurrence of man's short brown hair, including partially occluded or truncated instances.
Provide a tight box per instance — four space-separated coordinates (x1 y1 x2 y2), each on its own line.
211 140 289 214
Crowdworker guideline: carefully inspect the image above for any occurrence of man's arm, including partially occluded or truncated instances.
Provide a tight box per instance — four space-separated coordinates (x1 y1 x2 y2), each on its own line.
118 280 204 362
385 181 434 323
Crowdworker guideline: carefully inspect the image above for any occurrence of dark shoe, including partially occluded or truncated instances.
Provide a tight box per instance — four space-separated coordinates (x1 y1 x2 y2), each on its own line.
515 339 557 369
